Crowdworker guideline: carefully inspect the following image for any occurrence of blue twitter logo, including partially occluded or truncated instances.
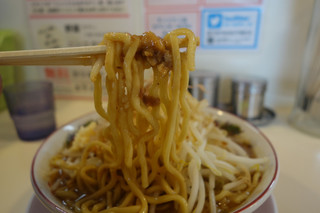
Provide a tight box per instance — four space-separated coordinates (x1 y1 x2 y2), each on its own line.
208 14 222 28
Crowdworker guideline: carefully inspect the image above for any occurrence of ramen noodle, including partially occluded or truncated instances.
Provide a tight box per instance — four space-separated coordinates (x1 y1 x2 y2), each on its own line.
48 28 268 213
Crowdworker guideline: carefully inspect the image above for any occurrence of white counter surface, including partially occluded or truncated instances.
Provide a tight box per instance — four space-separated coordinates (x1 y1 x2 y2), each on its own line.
0 99 319 213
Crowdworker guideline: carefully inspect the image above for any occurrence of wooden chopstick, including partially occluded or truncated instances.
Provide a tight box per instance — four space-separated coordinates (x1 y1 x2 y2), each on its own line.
0 45 106 66
2 57 95 66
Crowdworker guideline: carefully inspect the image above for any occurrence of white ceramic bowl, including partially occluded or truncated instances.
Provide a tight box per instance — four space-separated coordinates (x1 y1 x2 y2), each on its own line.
31 109 279 213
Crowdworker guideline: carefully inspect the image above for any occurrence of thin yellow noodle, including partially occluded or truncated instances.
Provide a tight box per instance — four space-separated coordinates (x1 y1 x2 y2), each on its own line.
119 192 135 207
107 191 112 208
122 166 148 212
126 109 139 136
92 202 106 212
50 159 79 170
112 184 122 204
54 190 78 200
90 56 104 82
144 185 163 195
99 205 141 213
103 33 131 48
104 41 115 80
119 109 133 168
146 149 161 183
81 200 96 213
93 74 108 120
161 33 187 200
177 56 191 145
76 170 118 207
145 194 188 213
159 176 177 195
215 190 233 201
137 141 149 188
80 165 97 185
123 38 139 92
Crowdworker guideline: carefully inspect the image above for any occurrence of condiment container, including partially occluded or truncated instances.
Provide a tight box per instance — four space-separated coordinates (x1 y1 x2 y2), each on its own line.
231 75 267 120
189 70 220 107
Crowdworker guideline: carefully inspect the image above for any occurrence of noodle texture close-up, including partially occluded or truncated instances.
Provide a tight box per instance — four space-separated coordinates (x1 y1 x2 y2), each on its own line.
47 28 268 213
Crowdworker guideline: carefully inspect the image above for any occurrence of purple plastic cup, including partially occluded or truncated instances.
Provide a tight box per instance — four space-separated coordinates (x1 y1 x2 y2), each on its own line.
3 81 56 141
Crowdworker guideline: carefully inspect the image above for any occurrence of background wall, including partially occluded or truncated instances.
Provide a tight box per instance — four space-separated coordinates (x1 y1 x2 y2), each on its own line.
0 0 316 109
196 0 314 108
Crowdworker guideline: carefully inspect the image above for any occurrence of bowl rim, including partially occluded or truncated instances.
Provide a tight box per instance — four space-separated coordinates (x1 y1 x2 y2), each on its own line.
31 109 279 213
222 110 279 212
31 111 97 213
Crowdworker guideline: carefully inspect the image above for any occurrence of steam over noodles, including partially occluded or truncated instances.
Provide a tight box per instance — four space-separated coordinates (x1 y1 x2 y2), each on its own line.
48 29 268 213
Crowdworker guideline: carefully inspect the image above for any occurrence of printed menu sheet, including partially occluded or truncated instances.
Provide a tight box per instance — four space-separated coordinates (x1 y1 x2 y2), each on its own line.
26 0 133 98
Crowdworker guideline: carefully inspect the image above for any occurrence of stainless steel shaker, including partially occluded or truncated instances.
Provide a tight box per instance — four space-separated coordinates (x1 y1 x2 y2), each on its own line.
231 75 267 120
189 70 219 107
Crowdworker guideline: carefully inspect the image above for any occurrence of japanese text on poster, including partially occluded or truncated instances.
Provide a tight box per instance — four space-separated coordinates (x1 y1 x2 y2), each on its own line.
26 0 133 98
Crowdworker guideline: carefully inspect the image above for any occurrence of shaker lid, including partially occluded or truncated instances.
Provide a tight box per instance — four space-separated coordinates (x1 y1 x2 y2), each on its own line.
189 70 220 78
231 75 267 93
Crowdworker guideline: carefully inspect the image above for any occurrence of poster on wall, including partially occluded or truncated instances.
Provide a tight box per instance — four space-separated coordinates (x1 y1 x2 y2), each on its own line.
144 0 200 37
200 7 262 49
26 0 134 99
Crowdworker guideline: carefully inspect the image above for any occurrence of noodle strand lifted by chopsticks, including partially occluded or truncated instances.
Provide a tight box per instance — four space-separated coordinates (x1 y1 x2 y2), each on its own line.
48 29 268 213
